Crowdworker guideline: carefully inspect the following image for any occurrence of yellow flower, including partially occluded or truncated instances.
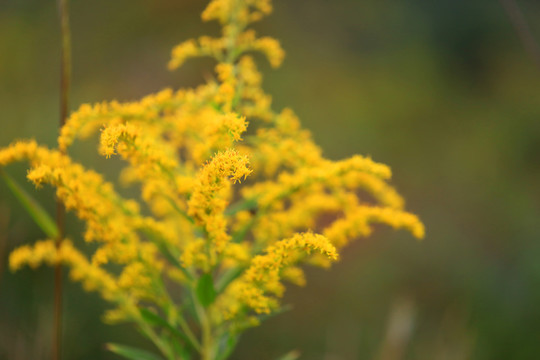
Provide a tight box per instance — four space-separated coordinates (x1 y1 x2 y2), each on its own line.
2 0 425 356
217 232 338 316
188 149 251 264
324 206 425 248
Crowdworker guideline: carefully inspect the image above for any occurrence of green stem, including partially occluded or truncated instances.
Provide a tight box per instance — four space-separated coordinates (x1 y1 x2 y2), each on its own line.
159 282 201 353
198 305 214 360
139 321 175 360
190 287 214 360
177 313 201 354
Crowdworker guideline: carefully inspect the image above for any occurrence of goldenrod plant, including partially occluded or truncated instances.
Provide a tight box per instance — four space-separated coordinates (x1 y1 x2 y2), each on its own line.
0 0 424 359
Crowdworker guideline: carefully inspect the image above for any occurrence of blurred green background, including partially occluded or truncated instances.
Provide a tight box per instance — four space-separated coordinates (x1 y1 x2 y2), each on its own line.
1 0 540 359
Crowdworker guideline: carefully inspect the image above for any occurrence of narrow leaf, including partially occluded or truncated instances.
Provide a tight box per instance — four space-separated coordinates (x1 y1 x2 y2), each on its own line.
106 343 164 360
1 171 58 238
196 272 216 307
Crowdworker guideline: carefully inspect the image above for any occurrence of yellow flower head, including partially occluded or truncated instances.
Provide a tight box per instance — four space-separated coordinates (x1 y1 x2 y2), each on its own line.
2 0 424 357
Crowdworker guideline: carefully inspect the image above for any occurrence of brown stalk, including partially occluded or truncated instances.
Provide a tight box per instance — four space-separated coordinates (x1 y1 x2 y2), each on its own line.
54 0 71 359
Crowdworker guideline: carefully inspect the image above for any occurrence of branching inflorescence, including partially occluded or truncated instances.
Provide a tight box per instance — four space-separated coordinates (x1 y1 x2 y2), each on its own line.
1 0 424 359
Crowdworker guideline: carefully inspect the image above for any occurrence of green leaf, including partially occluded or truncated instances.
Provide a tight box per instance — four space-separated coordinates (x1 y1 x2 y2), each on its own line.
106 343 165 360
276 350 301 360
1 171 58 238
196 272 216 307
139 308 196 352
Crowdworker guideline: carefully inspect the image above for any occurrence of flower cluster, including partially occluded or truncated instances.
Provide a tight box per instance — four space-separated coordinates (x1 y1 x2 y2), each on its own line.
1 0 424 359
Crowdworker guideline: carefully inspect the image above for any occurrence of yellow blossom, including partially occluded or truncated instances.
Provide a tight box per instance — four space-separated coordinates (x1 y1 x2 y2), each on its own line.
1 0 425 357
188 149 251 262
253 36 285 68
217 232 338 316
324 206 425 248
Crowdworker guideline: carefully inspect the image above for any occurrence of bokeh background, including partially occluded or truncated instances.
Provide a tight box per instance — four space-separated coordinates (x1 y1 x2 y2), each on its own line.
1 0 540 359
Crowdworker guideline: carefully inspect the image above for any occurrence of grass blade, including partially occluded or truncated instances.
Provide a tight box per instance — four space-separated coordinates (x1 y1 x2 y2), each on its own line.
1 171 58 238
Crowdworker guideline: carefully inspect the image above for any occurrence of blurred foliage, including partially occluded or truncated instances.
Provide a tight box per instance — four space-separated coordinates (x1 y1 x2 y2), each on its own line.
1 0 540 359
